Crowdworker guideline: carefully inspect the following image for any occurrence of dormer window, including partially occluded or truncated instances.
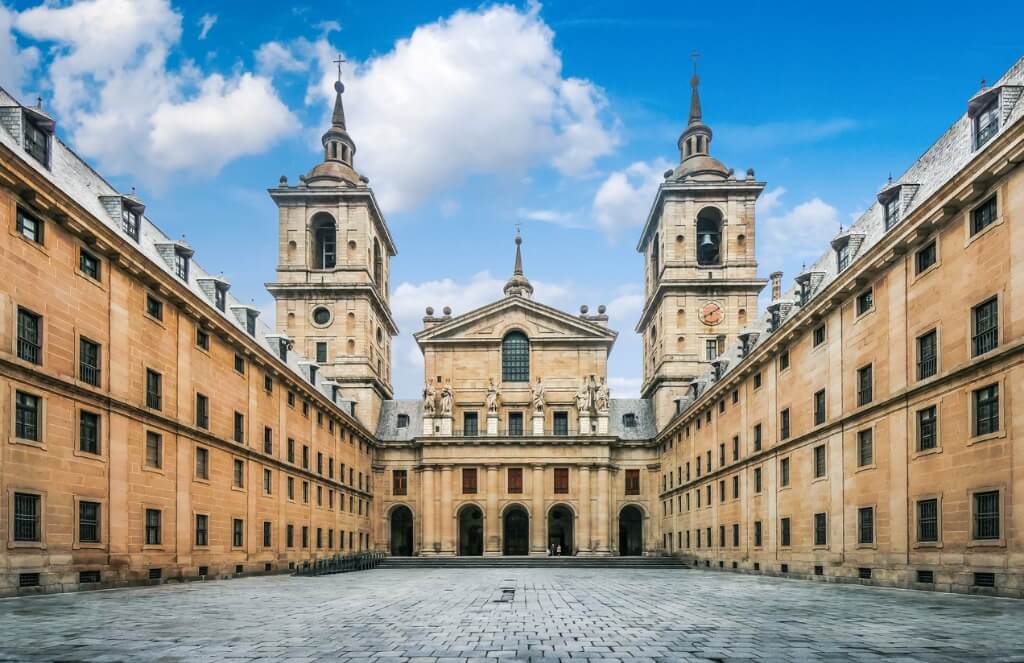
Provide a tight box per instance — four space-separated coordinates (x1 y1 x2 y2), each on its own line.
836 243 850 272
121 204 141 241
245 310 257 336
882 194 900 230
622 413 637 428
770 308 781 332
308 365 318 384
397 414 410 428
214 283 227 312
798 279 810 305
277 338 289 361
974 97 999 148
23 115 51 167
173 249 189 281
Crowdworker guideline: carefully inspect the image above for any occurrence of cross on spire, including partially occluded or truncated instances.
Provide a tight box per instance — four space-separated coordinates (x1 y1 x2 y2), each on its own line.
333 54 346 83
690 50 700 75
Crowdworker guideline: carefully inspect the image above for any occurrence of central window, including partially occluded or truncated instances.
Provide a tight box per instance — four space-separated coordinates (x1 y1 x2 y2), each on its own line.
696 207 722 265
501 331 529 382
311 213 337 269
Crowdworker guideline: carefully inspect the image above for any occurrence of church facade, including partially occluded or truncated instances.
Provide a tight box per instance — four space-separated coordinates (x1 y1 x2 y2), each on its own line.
0 55 1022 597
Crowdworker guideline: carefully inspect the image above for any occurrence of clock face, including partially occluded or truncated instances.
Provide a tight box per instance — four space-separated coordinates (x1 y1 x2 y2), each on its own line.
700 301 724 326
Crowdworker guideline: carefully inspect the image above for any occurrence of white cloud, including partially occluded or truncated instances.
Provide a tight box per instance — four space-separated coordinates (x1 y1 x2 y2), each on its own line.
517 207 579 228
12 0 295 182
255 41 307 76
717 118 858 150
607 376 642 398
197 13 217 40
757 190 840 278
0 6 39 99
591 158 671 241
299 4 619 212
756 186 785 215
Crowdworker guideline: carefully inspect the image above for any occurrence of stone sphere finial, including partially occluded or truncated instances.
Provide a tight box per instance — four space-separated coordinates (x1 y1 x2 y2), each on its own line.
425 306 434 316
443 306 452 316
334 80 345 94
279 175 288 185
580 304 589 315
598 304 607 314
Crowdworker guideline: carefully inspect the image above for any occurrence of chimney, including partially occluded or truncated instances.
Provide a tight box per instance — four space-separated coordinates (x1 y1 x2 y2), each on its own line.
770 271 783 301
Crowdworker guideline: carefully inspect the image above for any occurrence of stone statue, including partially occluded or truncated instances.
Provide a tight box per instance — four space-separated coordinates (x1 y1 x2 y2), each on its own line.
531 377 545 414
423 380 437 416
485 378 500 414
440 380 454 417
595 376 610 414
574 378 589 413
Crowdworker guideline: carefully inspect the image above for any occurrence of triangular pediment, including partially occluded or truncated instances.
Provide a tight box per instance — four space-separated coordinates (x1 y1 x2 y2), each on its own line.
414 296 617 348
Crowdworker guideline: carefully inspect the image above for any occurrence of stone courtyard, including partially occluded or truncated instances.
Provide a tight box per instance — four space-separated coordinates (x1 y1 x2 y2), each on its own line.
1 569 1023 662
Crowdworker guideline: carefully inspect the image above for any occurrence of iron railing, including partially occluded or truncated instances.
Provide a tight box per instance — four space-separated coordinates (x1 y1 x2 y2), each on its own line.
17 338 40 364
80 361 101 386
917 355 937 380
447 427 581 438
293 552 384 577
973 328 997 356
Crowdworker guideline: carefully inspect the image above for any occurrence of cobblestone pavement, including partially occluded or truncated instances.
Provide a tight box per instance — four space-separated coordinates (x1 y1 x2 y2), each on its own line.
2 568 1024 662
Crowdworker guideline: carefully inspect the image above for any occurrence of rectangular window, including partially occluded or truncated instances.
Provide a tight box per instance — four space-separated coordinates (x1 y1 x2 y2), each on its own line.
76 501 101 544
16 307 41 364
813 444 826 478
779 408 790 440
233 412 244 443
195 447 209 480
145 431 162 468
731 475 739 499
814 389 826 425
972 297 998 356
121 204 140 240
507 467 523 494
301 526 309 548
286 524 294 548
732 436 739 461
263 521 272 547
507 412 524 436
263 427 273 454
234 354 245 374
857 365 873 406
463 412 479 436
196 394 209 429
856 288 873 316
13 493 41 542
754 521 763 547
780 457 790 487
917 330 937 380
754 467 762 493
287 477 294 500
264 374 273 393
287 438 295 463
753 372 762 389
146 294 163 321
196 328 210 351
973 384 999 436
973 490 1000 540
857 429 873 467
316 342 327 363
302 481 309 504
462 468 477 493
79 338 101 386
625 469 640 495
552 411 569 436
263 468 272 494
79 410 100 454
174 252 189 281
971 195 998 235
719 443 725 466
780 517 791 547
974 100 999 147
233 459 245 488
753 423 762 451
146 369 162 410
233 519 244 547
917 406 937 451
812 324 825 347
858 506 874 545
814 512 827 546
837 243 850 272
15 391 41 441
393 470 407 496
719 525 725 547
302 445 310 470
553 467 569 494
718 480 725 502
705 339 717 361
917 498 938 543
779 350 790 371
195 514 208 546
883 194 900 230
145 508 161 545
23 116 50 166
915 240 936 274
16 207 44 244
79 248 101 280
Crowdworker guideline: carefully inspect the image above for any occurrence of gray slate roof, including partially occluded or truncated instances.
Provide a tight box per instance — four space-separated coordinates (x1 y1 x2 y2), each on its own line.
376 400 422 441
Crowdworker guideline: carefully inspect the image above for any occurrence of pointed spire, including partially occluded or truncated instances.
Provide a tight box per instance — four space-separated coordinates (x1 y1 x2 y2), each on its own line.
331 80 347 130
688 50 702 126
504 227 534 298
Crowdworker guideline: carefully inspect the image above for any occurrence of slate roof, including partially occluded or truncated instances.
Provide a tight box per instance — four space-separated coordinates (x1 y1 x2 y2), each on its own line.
0 87 362 428
376 400 422 441
673 56 1024 419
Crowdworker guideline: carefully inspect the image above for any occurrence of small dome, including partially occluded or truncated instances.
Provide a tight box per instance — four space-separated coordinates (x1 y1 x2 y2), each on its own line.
671 154 730 181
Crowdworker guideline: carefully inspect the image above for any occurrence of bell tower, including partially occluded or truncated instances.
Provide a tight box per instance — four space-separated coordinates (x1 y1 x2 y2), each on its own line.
636 56 767 429
266 69 397 427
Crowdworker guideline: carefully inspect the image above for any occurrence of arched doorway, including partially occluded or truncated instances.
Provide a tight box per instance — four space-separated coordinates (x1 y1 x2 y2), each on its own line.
457 504 484 556
547 505 574 555
619 505 644 556
389 505 413 556
503 505 529 555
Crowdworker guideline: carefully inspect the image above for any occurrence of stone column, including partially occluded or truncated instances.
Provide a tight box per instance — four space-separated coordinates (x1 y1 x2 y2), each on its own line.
595 464 611 554
531 464 546 555
420 465 435 555
577 465 592 555
439 465 454 555
485 465 500 555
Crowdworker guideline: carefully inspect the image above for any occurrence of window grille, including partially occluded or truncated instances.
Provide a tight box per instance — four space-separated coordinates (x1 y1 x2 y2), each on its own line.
916 331 937 380
79 338 101 386
15 391 40 441
917 406 937 450
501 332 529 382
79 501 100 543
14 493 41 542
17 308 41 364
973 385 999 436
973 491 1000 540
917 499 938 542
972 298 998 356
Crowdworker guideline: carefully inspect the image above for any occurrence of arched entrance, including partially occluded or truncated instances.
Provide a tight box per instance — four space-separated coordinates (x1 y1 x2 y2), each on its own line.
389 505 413 556
619 505 644 556
457 504 484 556
547 505 574 555
503 505 530 555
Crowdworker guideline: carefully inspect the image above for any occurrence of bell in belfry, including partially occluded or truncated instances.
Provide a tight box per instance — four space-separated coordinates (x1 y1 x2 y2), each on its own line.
700 233 714 248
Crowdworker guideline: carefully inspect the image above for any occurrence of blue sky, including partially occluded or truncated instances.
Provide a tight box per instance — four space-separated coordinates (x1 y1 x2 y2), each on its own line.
1 0 1022 399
